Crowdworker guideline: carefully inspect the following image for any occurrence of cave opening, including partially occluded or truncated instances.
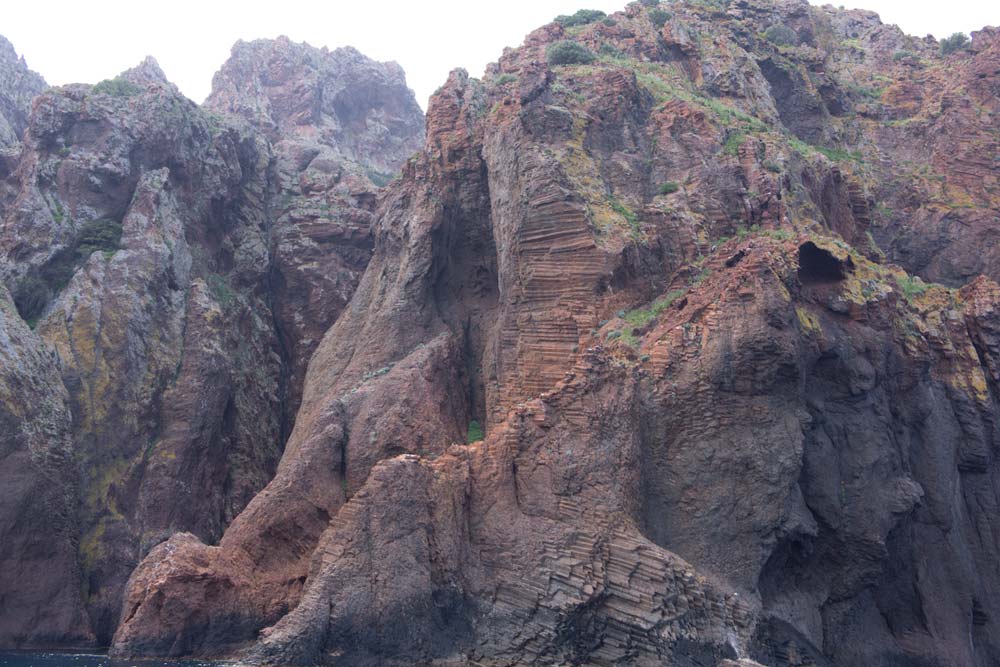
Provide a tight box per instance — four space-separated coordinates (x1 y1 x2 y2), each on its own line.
798 241 850 284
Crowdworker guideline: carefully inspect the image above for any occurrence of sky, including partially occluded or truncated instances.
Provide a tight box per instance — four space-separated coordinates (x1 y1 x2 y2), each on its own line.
2 1 996 110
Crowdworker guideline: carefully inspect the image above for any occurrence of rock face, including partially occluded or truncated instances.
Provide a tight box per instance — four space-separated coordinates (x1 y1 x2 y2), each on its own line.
0 39 422 647
206 36 424 178
206 36 425 419
110 2 1000 667
0 287 90 647
2 1 1000 665
0 36 46 148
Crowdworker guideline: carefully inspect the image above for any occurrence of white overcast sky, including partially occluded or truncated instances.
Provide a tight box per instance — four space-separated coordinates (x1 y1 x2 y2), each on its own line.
2 1 996 110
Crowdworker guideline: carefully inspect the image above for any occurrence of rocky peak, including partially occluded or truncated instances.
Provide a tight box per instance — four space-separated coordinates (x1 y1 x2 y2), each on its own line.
119 56 177 93
0 35 46 147
206 36 424 177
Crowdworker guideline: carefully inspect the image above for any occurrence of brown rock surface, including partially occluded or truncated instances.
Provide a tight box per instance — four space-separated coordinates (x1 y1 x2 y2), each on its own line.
206 36 425 420
1 1 999 665
111 2 1000 665
0 39 422 647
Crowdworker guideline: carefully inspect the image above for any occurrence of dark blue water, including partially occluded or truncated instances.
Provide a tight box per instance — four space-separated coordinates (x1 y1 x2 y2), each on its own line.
0 653 221 667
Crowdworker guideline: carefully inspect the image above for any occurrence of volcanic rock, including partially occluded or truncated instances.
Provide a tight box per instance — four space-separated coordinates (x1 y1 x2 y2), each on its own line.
0 40 422 647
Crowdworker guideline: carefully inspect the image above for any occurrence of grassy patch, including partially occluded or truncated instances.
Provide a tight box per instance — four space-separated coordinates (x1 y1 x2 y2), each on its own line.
619 289 686 345
365 168 395 187
895 274 928 299
609 197 638 227
787 136 863 163
466 420 484 443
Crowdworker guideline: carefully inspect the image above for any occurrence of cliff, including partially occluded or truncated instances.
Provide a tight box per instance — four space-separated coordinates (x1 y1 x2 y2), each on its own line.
0 40 422 647
2 1 1000 665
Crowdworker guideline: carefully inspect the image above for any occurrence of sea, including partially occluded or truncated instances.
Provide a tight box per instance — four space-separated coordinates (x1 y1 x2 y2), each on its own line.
0 653 222 667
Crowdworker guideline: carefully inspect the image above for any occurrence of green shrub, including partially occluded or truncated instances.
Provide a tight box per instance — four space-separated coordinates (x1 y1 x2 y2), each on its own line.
13 218 124 324
75 219 123 258
91 76 141 98
547 40 597 66
13 276 50 326
466 420 484 443
939 32 969 55
39 247 79 291
599 43 624 57
693 266 712 284
638 0 659 6
602 17 617 26
892 49 914 62
554 9 606 28
723 131 745 156
764 24 798 47
495 73 517 86
649 8 672 28
657 181 680 195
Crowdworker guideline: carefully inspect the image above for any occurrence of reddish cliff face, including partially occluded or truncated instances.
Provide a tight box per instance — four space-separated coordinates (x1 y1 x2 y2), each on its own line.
110 2 1000 666
1 0 999 665
0 42 422 647
206 36 426 422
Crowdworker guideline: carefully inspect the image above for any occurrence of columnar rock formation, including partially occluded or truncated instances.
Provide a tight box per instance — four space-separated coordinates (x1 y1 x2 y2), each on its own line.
2 1 1000 665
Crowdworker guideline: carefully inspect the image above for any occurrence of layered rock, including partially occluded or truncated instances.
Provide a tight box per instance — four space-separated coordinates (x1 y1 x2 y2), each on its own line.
0 40 422 648
0 0 998 664
112 2 1000 666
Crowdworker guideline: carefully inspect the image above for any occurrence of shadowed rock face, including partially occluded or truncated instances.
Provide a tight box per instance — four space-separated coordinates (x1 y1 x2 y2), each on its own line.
0 287 90 647
0 39 422 648
2 0 1000 665
110 2 1000 666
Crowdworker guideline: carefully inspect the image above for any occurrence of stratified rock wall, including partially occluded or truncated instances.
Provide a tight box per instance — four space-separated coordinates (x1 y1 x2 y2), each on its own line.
111 2 1000 665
